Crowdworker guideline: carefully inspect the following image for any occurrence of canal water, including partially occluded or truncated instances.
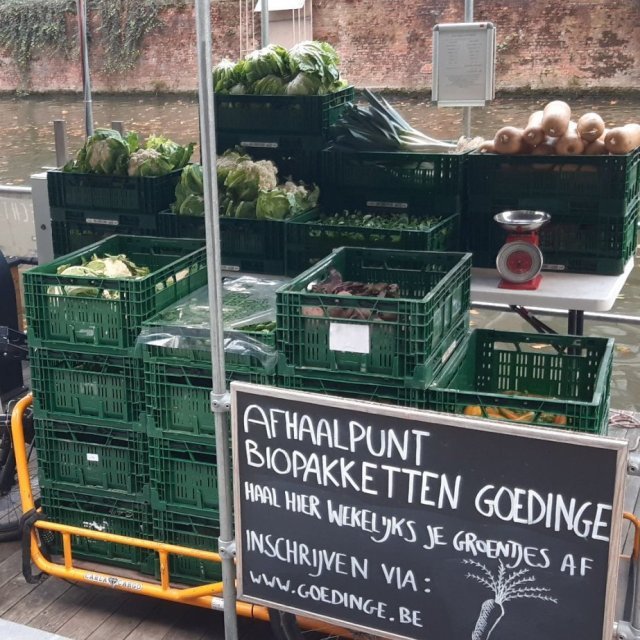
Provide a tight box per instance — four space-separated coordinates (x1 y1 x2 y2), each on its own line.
0 93 638 410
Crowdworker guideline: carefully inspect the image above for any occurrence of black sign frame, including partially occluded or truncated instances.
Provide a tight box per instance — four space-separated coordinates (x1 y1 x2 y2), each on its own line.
231 382 627 640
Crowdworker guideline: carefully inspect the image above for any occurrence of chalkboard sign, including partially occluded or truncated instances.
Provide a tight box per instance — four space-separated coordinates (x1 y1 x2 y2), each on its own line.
432 22 496 106
232 383 627 640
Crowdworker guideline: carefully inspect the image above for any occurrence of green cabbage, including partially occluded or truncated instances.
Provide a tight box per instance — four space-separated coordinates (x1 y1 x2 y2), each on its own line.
288 40 340 88
256 181 320 220
213 58 239 93
128 149 173 177
286 72 323 96
145 135 195 170
253 74 287 95
173 164 205 215
243 44 289 84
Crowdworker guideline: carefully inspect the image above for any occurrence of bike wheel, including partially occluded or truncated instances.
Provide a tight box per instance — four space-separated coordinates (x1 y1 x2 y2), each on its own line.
0 403 38 542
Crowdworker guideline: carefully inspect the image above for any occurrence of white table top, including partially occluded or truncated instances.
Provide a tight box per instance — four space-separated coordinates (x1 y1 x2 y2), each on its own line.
471 259 635 312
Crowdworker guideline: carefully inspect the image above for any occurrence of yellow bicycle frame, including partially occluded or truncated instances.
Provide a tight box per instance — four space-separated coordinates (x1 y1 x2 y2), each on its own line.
11 393 640 637
11 394 352 637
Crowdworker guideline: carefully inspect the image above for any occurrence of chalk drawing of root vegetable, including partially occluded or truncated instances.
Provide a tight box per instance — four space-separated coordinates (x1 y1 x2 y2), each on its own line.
463 559 558 640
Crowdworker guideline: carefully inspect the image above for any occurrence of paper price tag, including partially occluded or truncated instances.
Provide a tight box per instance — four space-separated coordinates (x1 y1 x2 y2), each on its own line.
329 322 370 354
87 453 99 462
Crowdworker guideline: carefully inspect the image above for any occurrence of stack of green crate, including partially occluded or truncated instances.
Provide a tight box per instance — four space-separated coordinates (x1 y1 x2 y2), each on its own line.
140 279 282 584
276 246 472 406
24 235 207 572
464 147 640 274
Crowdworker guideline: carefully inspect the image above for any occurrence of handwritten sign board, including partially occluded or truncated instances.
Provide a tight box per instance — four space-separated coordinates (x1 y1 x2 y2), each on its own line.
232 383 626 640
432 22 496 106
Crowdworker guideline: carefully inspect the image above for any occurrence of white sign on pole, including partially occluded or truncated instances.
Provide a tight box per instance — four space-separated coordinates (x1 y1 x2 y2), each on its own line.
432 22 496 107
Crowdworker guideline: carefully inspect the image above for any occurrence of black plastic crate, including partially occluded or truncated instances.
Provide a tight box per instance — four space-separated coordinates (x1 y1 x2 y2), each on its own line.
152 509 221 585
51 220 157 257
285 208 460 276
41 485 154 573
321 149 465 214
215 87 355 136
217 134 323 184
47 169 183 215
36 418 148 497
466 148 640 218
466 205 638 275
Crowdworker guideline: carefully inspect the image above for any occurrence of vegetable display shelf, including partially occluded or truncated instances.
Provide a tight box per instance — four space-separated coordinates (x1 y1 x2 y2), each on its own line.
157 211 292 276
152 508 221 586
465 204 639 275
51 219 157 258
47 168 183 215
148 435 218 517
36 418 148 498
428 329 614 435
277 247 471 381
466 147 640 219
321 149 466 214
40 485 155 574
215 86 355 136
285 208 460 276
143 360 273 440
24 235 207 353
30 348 145 428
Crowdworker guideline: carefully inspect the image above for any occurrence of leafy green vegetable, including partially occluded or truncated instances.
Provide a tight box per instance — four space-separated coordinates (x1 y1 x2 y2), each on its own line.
224 159 278 202
63 128 195 176
253 74 287 95
256 181 319 220
128 149 173 177
288 41 341 91
213 58 239 93
286 72 322 96
243 44 289 84
173 164 205 215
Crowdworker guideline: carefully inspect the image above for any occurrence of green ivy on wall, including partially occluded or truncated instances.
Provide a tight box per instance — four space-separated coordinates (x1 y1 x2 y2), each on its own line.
0 0 75 75
0 0 176 80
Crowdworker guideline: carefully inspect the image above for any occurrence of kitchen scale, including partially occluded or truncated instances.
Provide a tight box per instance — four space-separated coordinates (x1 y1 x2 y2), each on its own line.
494 210 551 290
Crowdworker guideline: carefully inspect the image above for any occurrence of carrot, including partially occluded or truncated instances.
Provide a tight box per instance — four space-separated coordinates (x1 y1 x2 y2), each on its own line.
542 100 571 137
472 599 505 640
493 126 525 154
604 124 640 155
523 110 545 147
555 122 585 155
577 112 605 142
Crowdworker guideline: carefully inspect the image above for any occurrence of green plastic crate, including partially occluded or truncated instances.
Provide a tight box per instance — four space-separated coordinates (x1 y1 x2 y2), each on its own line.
466 147 640 218
215 87 354 135
428 329 614 435
41 485 154 573
152 509 221 586
277 247 471 380
52 220 157 258
148 436 218 515
466 204 638 274
144 360 273 439
36 418 148 497
47 168 183 215
285 208 459 276
24 235 207 352
31 348 144 426
321 149 465 213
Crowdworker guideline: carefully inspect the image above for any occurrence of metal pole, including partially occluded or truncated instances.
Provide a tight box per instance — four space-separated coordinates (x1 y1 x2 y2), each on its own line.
53 120 68 167
194 2 239 640
462 0 473 138
76 0 94 136
111 121 124 135
261 0 269 47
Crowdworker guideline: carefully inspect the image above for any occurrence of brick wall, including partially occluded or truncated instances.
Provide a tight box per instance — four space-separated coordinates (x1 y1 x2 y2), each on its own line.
1 0 638 93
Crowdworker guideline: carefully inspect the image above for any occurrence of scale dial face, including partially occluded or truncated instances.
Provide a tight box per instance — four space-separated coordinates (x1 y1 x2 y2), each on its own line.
496 241 544 284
